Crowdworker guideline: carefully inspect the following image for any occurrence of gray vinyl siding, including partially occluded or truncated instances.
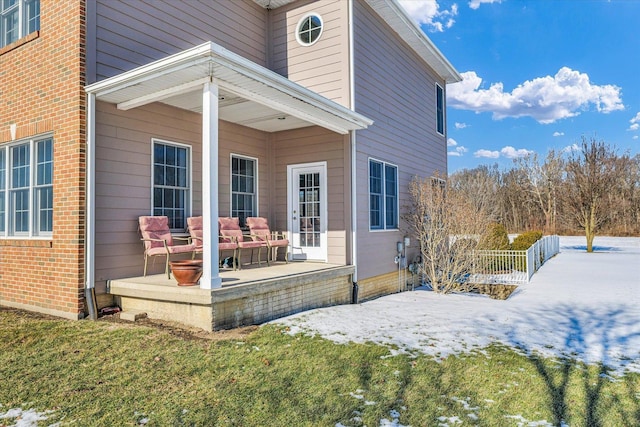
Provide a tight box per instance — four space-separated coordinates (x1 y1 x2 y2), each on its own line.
93 101 272 287
91 0 267 83
273 127 350 265
269 0 351 108
352 0 448 280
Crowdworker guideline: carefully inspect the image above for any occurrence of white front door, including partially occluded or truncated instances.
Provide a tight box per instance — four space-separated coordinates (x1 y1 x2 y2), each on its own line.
287 162 327 261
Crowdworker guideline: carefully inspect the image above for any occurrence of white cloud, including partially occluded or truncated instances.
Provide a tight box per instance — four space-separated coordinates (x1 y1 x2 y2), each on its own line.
447 138 468 155
469 0 502 9
448 145 468 156
628 112 640 131
553 131 565 137
475 149 500 159
474 146 532 159
447 67 624 124
634 135 639 140
501 146 533 159
563 143 580 153
454 122 468 129
398 0 458 32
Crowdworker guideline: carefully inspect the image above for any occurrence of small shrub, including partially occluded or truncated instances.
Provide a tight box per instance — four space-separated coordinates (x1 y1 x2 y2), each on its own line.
511 231 543 250
479 223 510 250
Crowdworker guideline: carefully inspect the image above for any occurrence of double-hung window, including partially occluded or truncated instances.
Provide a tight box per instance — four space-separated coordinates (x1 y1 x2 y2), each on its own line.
152 140 190 230
436 83 445 136
0 135 53 237
369 159 398 230
1 0 40 49
231 155 257 227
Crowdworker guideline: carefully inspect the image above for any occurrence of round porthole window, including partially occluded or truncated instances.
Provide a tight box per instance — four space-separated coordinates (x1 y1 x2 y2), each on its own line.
296 13 323 46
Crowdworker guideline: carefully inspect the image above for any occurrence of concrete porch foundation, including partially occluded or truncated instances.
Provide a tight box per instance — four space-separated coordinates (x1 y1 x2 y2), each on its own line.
108 263 354 331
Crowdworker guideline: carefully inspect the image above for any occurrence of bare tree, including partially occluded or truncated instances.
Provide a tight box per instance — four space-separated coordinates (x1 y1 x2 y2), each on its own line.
562 137 621 252
515 150 564 233
405 175 492 294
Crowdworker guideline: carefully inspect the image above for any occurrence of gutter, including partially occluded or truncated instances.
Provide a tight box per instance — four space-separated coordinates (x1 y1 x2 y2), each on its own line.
84 92 97 320
349 0 359 292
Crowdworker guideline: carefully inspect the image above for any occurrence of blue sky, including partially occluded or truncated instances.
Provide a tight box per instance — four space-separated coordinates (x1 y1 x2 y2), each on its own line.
398 0 640 172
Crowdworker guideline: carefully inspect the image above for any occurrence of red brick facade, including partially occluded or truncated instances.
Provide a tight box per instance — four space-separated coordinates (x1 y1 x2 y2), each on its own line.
0 0 87 319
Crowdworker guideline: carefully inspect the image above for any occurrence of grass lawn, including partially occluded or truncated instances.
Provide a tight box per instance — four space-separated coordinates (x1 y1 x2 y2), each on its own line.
1 308 638 427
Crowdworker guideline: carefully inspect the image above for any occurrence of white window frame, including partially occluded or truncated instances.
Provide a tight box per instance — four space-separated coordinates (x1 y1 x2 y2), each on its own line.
151 139 192 231
368 158 399 231
436 82 445 136
1 0 39 49
230 153 258 227
295 12 323 47
0 134 53 239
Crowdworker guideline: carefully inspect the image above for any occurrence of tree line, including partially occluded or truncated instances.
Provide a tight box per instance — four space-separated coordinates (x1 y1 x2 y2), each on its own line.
447 136 640 249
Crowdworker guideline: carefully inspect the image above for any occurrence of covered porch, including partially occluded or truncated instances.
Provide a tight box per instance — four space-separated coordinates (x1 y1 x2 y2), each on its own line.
84 41 371 326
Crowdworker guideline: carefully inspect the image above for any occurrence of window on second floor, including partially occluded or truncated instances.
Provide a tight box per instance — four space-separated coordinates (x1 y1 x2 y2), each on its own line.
296 13 323 46
369 159 398 231
152 140 190 231
0 135 53 237
436 83 445 136
231 154 257 227
1 0 40 49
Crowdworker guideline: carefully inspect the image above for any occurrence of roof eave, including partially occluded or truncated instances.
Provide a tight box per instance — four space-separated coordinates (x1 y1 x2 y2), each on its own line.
85 42 373 134
364 0 462 84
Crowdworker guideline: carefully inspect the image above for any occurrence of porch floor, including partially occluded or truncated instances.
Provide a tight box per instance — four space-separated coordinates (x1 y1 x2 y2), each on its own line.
109 261 348 299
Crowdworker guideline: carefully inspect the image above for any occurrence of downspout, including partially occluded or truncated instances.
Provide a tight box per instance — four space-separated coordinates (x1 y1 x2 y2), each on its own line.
348 0 358 303
85 92 98 320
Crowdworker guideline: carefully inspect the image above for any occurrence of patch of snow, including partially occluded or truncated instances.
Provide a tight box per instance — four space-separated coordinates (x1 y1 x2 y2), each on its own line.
275 237 640 375
0 407 55 427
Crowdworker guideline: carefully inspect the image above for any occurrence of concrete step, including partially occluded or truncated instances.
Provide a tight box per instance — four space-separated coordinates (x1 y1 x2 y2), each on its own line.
119 309 147 322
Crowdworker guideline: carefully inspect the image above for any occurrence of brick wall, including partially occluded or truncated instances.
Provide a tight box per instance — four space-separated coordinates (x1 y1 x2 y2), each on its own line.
357 270 403 301
212 274 352 330
0 0 87 319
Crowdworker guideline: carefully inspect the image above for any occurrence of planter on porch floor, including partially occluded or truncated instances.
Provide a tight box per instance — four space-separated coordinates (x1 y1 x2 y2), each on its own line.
170 260 203 286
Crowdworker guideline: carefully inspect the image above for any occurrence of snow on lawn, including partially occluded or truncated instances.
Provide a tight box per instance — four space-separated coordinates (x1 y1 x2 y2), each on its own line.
275 236 640 375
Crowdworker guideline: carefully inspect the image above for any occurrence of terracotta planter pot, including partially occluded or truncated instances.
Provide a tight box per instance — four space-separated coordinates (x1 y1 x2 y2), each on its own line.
170 260 203 286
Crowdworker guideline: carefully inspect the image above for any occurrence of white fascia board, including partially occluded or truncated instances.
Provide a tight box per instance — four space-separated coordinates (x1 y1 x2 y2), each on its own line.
366 0 462 84
208 43 374 129
84 43 214 97
85 41 373 132
117 77 211 110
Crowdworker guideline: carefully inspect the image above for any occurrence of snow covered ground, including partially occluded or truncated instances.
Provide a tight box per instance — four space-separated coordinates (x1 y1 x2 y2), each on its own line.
276 236 640 375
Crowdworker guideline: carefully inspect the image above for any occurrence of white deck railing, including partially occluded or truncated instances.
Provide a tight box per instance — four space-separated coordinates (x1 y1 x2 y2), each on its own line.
471 235 560 284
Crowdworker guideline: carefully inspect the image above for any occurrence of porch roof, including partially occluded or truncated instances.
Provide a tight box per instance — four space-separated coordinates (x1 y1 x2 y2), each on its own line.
84 42 373 135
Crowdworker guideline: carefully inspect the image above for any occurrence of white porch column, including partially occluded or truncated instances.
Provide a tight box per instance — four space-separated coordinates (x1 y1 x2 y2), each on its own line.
200 80 222 289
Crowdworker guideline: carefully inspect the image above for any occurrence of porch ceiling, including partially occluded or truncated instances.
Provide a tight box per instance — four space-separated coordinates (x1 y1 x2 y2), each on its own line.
85 42 373 135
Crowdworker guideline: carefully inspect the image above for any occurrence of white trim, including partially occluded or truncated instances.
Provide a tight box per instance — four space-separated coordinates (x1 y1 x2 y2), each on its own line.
85 93 96 290
0 133 54 239
229 153 259 223
348 0 358 281
84 42 373 135
287 161 328 262
150 138 192 231
295 12 324 47
363 0 461 83
367 157 399 232
118 77 211 111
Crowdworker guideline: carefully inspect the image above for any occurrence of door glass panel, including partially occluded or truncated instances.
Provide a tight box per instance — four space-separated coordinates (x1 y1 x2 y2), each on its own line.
297 172 321 248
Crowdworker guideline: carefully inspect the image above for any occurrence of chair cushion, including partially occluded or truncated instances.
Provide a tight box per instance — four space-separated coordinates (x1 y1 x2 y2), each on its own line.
187 216 203 247
238 240 265 249
219 242 237 251
268 238 289 247
139 216 174 249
